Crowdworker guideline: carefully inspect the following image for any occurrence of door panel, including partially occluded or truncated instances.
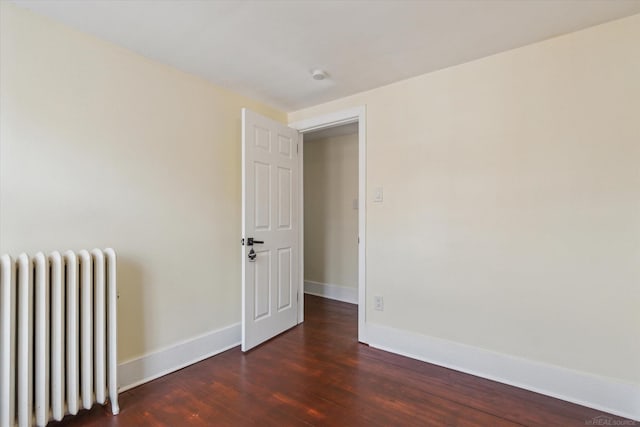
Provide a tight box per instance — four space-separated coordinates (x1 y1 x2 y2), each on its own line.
277 248 292 311
277 167 292 230
242 109 299 351
254 250 270 320
254 162 271 230
278 135 292 158
255 126 271 151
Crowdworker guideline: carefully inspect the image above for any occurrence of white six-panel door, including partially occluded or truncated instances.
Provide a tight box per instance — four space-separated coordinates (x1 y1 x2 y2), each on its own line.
242 109 299 351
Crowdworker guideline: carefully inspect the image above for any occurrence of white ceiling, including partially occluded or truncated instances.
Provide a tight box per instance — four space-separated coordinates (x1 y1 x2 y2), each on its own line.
12 0 640 112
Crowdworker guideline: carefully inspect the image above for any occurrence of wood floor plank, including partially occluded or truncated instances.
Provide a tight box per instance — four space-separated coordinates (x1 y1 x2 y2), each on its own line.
51 295 633 426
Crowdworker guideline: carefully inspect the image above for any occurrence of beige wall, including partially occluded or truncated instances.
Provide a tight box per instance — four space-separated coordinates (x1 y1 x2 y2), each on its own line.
290 14 640 385
0 3 285 362
304 132 358 288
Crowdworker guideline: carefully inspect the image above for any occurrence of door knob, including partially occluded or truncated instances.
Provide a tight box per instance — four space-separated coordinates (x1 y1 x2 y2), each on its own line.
247 238 264 246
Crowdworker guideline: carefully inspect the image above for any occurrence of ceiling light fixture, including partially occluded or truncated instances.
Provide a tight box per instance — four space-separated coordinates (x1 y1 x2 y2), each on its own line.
311 69 328 81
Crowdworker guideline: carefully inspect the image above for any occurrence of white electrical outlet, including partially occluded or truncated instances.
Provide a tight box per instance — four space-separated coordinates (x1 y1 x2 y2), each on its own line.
374 296 384 311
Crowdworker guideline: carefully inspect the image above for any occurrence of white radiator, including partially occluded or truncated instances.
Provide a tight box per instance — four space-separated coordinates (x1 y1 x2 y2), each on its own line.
0 249 119 427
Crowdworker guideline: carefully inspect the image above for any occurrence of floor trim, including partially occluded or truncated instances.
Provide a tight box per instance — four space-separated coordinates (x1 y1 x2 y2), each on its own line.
118 322 241 392
367 323 640 421
304 280 358 305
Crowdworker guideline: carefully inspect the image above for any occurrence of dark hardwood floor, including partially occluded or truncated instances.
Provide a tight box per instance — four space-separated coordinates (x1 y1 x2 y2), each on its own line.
53 295 631 426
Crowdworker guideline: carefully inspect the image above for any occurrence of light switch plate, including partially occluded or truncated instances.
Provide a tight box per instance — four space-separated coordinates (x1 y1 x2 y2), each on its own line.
373 186 383 203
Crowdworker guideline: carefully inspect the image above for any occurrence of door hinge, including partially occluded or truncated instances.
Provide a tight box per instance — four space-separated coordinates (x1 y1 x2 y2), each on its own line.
297 292 299 302
296 143 299 154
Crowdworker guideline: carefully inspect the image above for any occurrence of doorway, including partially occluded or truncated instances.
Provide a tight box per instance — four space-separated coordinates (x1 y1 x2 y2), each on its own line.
290 106 367 343
303 123 359 306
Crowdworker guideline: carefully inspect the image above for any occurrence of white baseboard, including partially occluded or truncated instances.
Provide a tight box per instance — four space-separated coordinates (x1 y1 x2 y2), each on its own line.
304 280 358 305
367 323 640 421
118 322 240 392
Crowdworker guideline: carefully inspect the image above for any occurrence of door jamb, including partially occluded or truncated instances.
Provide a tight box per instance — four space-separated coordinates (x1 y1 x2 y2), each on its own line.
289 106 367 344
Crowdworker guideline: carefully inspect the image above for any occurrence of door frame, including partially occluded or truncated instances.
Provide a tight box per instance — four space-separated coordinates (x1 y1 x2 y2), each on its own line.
289 106 367 344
